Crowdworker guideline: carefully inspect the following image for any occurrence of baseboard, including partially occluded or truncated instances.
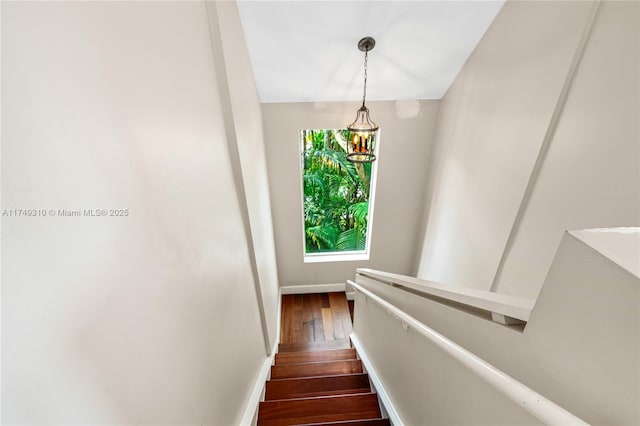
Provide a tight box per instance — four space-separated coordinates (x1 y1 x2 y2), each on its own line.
274 287 282 350
280 283 346 294
238 289 282 426
350 333 404 426
238 347 275 426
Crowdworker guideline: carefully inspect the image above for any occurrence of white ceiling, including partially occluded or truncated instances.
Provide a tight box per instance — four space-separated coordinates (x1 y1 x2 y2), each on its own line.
237 1 504 103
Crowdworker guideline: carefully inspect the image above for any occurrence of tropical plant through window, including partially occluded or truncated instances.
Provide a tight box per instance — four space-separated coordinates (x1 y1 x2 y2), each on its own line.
301 129 374 255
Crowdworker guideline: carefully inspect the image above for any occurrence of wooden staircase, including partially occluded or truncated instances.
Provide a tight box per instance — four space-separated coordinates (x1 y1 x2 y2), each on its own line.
258 339 390 425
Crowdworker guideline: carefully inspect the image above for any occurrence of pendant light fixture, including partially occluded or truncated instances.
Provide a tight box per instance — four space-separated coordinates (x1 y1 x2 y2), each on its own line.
347 36 378 163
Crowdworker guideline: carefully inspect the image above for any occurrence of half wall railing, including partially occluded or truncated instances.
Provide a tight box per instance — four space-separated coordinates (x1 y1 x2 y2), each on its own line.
347 279 588 425
356 268 535 325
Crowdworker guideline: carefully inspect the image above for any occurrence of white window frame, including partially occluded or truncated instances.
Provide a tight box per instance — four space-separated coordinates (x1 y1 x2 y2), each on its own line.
298 129 380 263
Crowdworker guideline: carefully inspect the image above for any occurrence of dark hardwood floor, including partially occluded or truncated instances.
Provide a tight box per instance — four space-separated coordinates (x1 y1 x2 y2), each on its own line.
280 292 354 344
259 292 390 425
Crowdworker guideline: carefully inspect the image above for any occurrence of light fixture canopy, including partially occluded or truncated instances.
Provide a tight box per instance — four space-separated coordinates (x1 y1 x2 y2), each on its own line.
347 37 378 164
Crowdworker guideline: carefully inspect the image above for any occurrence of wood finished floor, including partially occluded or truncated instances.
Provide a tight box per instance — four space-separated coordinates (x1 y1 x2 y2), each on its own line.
280 293 354 344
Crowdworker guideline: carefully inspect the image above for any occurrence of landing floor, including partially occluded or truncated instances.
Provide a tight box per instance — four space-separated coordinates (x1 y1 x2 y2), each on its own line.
280 292 354 344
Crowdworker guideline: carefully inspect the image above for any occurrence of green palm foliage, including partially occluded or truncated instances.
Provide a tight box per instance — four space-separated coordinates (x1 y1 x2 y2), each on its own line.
302 129 372 253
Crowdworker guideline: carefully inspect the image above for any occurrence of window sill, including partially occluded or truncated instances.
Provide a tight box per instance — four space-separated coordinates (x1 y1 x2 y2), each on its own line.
304 251 370 263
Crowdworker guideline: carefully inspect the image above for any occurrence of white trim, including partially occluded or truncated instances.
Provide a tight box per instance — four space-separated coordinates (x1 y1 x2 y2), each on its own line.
274 287 282 351
238 349 276 426
357 269 534 322
298 128 380 262
350 333 405 426
304 251 369 263
280 282 346 294
238 288 283 426
364 127 380 257
348 280 588 425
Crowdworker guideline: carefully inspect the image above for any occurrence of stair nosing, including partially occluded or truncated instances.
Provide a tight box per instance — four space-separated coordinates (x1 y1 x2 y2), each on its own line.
275 351 357 363
270 373 361 380
262 390 374 403
275 348 356 355
273 358 359 367
260 391 377 404
267 372 369 383
297 419 390 426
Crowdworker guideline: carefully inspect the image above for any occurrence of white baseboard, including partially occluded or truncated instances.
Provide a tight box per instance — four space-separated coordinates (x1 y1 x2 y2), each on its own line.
239 289 283 426
280 283 346 294
238 348 275 426
350 333 404 426
274 288 282 350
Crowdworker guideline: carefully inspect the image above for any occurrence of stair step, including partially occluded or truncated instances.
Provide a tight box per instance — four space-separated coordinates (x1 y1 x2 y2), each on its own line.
271 359 363 380
275 348 357 365
265 373 371 400
300 419 391 426
278 339 351 353
257 393 381 426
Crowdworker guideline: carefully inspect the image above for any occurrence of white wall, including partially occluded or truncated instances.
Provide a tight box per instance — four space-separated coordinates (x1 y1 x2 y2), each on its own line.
417 0 639 299
212 1 280 351
262 100 439 286
571 228 640 278
352 298 541 426
492 1 640 297
2 2 273 424
356 230 640 425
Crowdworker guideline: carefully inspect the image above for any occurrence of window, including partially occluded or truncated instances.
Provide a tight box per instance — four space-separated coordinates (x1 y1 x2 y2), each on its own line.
300 129 378 262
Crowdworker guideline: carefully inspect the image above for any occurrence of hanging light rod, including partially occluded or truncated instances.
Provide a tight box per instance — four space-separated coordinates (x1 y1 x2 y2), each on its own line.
346 36 379 164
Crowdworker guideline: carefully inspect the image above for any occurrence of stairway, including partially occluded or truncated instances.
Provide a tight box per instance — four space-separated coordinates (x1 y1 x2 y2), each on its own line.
257 339 390 425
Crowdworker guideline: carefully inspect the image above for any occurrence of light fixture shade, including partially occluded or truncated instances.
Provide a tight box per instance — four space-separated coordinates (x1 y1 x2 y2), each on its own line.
347 105 378 163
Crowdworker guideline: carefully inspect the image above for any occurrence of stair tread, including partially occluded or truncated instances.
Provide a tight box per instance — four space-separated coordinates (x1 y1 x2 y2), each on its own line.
275 348 357 365
300 419 390 426
271 359 362 380
258 393 381 426
258 413 384 426
266 373 371 401
266 387 372 401
275 359 359 367
278 339 351 353
263 293 383 426
265 390 373 402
